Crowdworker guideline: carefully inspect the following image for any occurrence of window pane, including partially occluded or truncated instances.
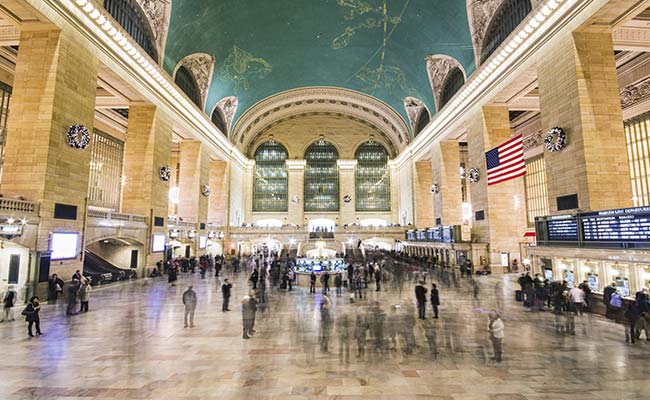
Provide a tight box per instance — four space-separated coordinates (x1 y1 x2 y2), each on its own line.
305 140 339 212
253 141 288 212
355 141 390 212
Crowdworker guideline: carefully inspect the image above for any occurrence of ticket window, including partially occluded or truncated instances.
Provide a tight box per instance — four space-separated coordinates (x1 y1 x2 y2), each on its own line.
557 259 575 287
607 263 630 297
580 261 600 291
639 267 650 291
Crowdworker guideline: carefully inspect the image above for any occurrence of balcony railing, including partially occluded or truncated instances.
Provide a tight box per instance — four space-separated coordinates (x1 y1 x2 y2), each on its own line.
0 198 39 215
87 208 147 224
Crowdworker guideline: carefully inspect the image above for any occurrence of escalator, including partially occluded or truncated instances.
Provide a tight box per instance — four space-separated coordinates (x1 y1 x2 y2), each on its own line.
83 250 136 285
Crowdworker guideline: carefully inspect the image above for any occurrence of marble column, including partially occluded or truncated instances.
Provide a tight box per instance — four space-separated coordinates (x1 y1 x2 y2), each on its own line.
432 141 463 226
286 159 306 226
414 161 434 228
178 141 211 255
208 160 229 227
1 26 98 281
388 160 400 224
337 159 358 226
467 106 527 274
122 105 172 267
537 30 632 212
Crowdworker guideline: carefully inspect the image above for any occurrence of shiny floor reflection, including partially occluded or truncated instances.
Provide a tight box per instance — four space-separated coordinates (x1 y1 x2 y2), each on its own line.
1 271 649 399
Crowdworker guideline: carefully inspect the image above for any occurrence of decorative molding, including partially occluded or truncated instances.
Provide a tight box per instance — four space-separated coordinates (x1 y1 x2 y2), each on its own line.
425 55 465 110
232 87 409 156
135 0 172 58
336 159 358 170
522 131 544 152
467 0 503 63
213 96 238 136
621 79 650 109
285 159 307 170
176 53 216 109
403 97 428 135
466 0 542 65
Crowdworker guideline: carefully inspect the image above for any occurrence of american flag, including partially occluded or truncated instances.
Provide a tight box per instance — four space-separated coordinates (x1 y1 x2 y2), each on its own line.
485 134 526 186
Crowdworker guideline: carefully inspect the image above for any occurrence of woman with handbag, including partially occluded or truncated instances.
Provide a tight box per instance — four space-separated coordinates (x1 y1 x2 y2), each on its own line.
22 296 42 337
47 274 64 303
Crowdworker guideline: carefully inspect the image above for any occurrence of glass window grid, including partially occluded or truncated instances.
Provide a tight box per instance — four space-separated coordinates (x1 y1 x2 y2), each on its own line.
89 129 125 211
524 154 549 226
0 82 11 180
253 141 289 212
305 141 339 212
174 66 202 108
439 68 465 109
460 143 468 202
480 0 532 65
103 0 158 61
625 113 650 207
355 142 390 212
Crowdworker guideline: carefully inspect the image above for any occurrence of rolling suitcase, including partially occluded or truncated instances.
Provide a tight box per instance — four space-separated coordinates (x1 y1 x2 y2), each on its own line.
515 290 524 302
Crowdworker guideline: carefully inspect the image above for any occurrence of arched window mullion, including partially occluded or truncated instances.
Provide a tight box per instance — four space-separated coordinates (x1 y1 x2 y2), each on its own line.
480 0 532 65
355 141 390 212
305 140 339 212
253 141 288 212
175 66 202 108
439 67 465 110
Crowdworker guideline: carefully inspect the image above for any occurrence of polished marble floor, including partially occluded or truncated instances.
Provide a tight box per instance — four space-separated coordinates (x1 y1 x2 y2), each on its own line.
1 269 649 400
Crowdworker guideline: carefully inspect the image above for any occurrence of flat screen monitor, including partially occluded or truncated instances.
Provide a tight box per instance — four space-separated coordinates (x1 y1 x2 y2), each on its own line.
199 236 207 249
51 232 79 260
152 234 165 253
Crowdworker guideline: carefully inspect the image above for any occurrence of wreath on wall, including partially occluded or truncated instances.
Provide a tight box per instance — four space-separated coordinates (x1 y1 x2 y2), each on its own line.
430 184 440 194
544 127 567 152
67 124 90 149
159 165 171 181
201 184 211 197
343 194 352 203
291 195 300 204
469 167 480 183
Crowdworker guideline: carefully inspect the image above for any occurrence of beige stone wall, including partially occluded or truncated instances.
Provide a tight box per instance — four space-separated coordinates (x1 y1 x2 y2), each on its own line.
208 160 229 226
432 141 463 226
0 68 14 87
247 114 393 159
537 30 632 213
1 27 98 279
467 106 527 271
229 161 245 227
177 140 210 224
398 161 414 225
414 161 434 228
338 160 357 225
286 160 305 226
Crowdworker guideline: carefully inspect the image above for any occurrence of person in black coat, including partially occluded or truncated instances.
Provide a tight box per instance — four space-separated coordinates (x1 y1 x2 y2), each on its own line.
250 268 259 289
603 282 617 319
47 274 64 303
310 271 317 294
222 279 232 312
430 283 440 319
415 281 428 320
23 296 42 337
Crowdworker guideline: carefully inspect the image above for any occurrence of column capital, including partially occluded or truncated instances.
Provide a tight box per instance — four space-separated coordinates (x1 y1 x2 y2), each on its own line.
285 159 306 170
337 159 358 170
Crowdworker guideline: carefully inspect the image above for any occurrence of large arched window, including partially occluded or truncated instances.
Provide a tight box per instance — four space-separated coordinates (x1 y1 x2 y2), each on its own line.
103 0 158 61
480 0 532 65
355 141 390 211
211 108 228 136
414 110 430 137
439 67 465 109
253 141 288 212
175 66 202 108
304 139 339 212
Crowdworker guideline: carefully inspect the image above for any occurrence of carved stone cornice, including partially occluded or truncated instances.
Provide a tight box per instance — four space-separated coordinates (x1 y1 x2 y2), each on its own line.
403 97 428 134
285 159 307 170
213 96 238 136
177 53 216 109
135 0 171 56
232 87 409 155
336 159 358 170
425 55 465 110
621 79 650 109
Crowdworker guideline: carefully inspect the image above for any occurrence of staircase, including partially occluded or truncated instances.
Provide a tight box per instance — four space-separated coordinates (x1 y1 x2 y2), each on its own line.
83 250 136 285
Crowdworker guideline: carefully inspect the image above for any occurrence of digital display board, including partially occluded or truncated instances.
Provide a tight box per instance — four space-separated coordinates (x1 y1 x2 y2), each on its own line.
405 230 415 241
546 215 578 241
581 207 650 242
416 230 427 241
442 226 452 243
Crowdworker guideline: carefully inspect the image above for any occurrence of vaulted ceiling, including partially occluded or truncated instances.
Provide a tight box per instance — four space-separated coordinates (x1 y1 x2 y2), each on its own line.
163 0 476 130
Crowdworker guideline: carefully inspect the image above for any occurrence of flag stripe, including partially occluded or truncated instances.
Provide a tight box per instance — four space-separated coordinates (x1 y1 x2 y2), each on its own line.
485 134 526 186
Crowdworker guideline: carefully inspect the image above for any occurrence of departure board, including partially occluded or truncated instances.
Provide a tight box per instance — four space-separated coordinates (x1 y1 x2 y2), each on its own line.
581 208 650 241
546 215 579 241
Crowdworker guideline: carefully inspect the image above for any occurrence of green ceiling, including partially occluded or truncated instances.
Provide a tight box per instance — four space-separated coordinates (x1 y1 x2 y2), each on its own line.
163 0 476 126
